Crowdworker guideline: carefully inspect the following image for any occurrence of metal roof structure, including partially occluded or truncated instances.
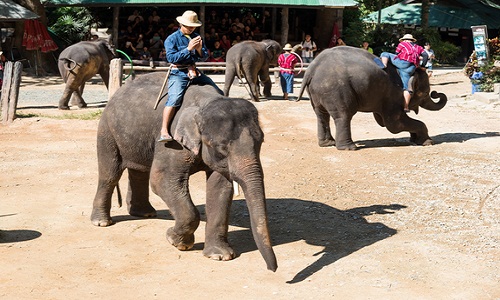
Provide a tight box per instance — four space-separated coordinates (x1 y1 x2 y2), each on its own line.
43 0 357 7
0 0 40 21
364 0 500 29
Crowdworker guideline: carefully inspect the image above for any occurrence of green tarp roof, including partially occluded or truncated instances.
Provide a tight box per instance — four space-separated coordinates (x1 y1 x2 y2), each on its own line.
0 0 40 21
364 1 500 29
44 0 357 7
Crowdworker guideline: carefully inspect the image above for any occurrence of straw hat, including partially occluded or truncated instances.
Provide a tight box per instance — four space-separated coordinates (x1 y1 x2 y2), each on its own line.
399 34 416 42
283 43 293 51
176 10 202 27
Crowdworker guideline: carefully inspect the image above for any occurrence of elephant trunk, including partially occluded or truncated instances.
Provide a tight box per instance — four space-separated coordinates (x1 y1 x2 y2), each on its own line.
233 161 277 272
420 91 447 111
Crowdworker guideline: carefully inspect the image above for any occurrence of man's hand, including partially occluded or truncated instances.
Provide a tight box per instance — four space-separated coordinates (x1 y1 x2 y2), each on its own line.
188 36 202 53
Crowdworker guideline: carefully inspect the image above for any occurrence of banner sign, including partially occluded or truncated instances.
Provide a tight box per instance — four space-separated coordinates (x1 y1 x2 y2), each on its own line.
471 25 489 65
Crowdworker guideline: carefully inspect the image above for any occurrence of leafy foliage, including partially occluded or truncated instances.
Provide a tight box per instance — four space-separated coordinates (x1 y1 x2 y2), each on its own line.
463 37 500 92
46 7 99 45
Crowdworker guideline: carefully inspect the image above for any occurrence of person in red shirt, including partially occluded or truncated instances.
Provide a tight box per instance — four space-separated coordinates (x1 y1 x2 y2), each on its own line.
278 43 299 101
380 34 424 112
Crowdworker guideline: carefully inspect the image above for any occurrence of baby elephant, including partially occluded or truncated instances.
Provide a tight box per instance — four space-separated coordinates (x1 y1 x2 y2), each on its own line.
57 40 115 110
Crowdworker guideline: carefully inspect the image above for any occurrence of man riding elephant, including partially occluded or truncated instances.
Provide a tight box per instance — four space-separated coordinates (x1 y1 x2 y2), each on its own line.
158 10 222 143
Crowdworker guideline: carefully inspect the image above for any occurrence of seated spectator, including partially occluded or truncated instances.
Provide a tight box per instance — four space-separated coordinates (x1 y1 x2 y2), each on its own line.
219 18 230 34
232 18 245 31
122 41 137 58
219 34 231 52
243 25 254 40
128 10 143 24
139 47 151 60
232 35 242 46
135 34 145 50
151 10 161 24
149 32 163 60
131 16 143 33
227 25 242 43
207 10 220 27
158 48 166 60
208 40 225 62
125 25 137 44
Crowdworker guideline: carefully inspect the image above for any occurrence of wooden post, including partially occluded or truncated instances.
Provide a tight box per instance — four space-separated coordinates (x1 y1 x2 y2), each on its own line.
108 58 123 100
113 7 119 47
1 61 22 123
1 62 13 123
281 7 289 46
7 62 23 122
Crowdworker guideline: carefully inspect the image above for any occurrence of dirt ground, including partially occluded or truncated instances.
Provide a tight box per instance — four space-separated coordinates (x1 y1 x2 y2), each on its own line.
1 70 499 299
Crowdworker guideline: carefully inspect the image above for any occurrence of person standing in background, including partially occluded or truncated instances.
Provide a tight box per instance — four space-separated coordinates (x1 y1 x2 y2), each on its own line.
423 42 435 77
300 34 317 63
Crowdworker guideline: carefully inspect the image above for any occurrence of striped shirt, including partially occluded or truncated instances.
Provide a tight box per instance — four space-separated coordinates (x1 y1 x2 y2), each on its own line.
396 41 424 66
278 53 299 74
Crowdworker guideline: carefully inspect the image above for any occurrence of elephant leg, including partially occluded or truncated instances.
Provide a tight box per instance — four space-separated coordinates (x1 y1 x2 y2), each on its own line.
58 86 73 110
71 83 88 108
203 171 235 261
258 69 272 98
99 69 110 89
313 104 335 147
150 161 199 251
126 169 156 218
333 116 357 150
91 134 124 226
245 72 260 102
223 65 236 97
386 116 433 146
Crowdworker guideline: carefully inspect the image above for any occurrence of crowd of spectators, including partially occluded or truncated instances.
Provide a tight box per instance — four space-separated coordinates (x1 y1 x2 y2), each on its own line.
117 9 272 62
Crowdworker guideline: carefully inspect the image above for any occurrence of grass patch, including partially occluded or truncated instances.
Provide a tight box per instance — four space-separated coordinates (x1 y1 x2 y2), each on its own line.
15 110 103 120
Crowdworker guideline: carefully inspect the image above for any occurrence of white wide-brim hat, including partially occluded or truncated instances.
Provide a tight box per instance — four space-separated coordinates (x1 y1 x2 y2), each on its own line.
399 34 416 42
283 43 293 51
176 10 202 27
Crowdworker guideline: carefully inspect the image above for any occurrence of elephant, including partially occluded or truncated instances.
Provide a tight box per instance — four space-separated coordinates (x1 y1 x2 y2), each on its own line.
298 46 447 150
57 40 115 110
91 72 277 271
223 39 281 102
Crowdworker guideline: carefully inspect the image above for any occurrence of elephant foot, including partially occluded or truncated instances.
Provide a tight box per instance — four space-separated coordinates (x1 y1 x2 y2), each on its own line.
203 243 235 261
58 106 70 110
318 139 336 147
91 210 113 227
128 205 157 218
78 103 88 109
336 143 359 151
422 139 434 146
166 227 194 251
410 135 433 146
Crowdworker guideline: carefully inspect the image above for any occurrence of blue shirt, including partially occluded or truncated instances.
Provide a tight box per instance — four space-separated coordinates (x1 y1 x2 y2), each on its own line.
164 29 209 65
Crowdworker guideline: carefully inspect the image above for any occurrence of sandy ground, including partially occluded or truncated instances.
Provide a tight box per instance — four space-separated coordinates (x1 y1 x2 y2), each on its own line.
1 70 499 299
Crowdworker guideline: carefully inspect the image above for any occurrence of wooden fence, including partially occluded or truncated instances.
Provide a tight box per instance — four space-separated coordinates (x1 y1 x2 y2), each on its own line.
108 59 309 100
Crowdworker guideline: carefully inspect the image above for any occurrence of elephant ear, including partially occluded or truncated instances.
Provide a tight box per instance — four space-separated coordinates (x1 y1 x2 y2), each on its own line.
173 107 202 155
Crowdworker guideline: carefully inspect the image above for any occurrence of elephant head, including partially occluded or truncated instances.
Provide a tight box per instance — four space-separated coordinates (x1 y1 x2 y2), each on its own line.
173 93 278 271
262 39 281 66
409 67 448 114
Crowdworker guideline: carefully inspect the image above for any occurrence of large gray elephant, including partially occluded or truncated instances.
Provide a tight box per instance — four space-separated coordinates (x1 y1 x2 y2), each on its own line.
298 46 447 150
57 40 115 110
223 39 281 102
91 72 277 271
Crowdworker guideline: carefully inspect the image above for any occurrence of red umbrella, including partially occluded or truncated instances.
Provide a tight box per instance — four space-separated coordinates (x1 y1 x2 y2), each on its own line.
22 19 58 52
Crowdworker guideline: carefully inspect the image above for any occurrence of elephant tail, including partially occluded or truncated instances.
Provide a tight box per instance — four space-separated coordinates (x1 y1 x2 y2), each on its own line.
59 58 78 71
115 182 123 207
236 60 258 101
297 71 311 101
